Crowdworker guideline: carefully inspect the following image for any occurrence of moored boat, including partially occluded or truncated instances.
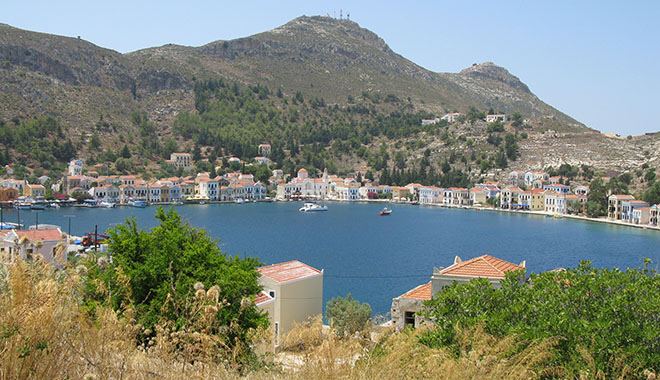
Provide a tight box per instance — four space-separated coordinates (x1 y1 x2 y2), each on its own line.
14 202 31 210
128 199 148 208
299 202 328 212
100 201 116 208
379 207 392 215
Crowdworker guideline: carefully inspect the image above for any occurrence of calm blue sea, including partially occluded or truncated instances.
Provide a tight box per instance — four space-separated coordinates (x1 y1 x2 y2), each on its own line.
5 202 660 316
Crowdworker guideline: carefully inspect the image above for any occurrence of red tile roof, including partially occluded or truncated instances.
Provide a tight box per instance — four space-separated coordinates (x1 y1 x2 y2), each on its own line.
254 291 274 305
257 260 322 283
401 282 432 300
439 255 524 279
14 228 63 242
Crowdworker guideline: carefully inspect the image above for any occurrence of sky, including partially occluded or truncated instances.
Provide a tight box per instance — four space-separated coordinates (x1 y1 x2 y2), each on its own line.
1 1 659 135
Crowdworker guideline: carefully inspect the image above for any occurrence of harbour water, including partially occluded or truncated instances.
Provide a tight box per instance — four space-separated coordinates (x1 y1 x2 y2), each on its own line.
5 202 660 316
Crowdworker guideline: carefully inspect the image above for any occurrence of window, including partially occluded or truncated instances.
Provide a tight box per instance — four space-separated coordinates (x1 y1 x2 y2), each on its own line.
404 311 415 327
269 290 276 298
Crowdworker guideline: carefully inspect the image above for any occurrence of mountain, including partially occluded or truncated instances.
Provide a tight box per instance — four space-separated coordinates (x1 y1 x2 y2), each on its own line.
0 17 582 129
0 16 657 179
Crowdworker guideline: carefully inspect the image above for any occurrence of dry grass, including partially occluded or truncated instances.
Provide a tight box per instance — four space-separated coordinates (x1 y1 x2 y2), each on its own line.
0 259 655 380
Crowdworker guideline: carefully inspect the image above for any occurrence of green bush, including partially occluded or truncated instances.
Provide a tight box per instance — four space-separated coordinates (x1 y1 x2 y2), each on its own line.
326 294 371 337
420 261 659 377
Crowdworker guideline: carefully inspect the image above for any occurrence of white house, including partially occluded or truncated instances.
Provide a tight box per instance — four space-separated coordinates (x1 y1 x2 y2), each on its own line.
391 255 525 330
1 228 67 264
68 159 84 176
256 261 323 345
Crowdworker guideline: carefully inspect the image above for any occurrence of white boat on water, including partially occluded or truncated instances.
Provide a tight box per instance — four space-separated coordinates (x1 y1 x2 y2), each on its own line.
128 199 148 208
235 198 245 204
100 201 116 208
299 202 328 212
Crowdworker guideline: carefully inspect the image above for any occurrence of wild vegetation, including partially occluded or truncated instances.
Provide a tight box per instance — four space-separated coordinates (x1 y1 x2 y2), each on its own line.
421 261 660 379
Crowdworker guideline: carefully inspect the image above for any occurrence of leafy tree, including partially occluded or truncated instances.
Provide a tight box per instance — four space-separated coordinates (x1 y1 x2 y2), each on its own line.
325 294 371 337
89 132 101 150
504 133 519 160
510 111 524 128
643 180 660 205
645 168 656 183
585 177 607 217
86 208 268 353
255 165 272 183
420 261 660 379
120 144 131 159
394 151 407 170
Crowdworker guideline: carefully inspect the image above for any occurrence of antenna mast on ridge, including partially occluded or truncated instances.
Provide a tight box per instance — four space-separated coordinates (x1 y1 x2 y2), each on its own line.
340 9 342 19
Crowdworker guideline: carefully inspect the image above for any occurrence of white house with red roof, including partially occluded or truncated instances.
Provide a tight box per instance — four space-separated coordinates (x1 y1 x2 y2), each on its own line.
256 260 323 344
391 255 525 330
524 171 549 187
1 228 67 264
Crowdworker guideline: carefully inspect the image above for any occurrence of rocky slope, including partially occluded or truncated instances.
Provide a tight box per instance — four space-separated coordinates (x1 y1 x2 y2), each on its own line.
0 16 656 174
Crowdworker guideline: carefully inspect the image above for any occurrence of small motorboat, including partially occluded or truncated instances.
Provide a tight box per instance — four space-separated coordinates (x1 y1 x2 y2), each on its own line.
100 201 116 208
128 199 148 208
379 207 392 216
299 202 328 212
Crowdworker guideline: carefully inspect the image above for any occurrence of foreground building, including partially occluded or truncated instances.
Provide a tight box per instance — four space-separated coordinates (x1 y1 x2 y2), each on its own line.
256 260 323 345
391 255 525 330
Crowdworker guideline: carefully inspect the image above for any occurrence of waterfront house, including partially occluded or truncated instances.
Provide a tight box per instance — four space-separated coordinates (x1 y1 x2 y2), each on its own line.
500 187 523 208
335 183 360 201
469 187 487 205
119 185 135 204
565 194 588 214
650 205 660 227
406 183 424 199
419 186 443 204
442 187 469 205
25 184 45 198
1 228 67 264
180 181 195 200
198 178 219 201
621 200 650 223
169 184 181 201
391 186 411 201
608 194 635 220
257 260 323 345
632 207 651 225
159 184 171 203
391 255 525 330
0 187 18 202
519 188 547 211
133 181 149 201
544 192 567 214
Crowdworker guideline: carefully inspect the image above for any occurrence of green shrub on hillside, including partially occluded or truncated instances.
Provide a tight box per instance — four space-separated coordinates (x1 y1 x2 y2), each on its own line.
420 261 659 378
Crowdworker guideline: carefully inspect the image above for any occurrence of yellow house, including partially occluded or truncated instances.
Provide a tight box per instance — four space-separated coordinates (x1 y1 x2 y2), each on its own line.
25 184 45 198
391 186 411 200
256 260 323 345
519 188 547 211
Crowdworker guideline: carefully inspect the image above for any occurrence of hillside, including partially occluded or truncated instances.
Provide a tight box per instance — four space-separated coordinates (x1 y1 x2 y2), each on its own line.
0 16 658 181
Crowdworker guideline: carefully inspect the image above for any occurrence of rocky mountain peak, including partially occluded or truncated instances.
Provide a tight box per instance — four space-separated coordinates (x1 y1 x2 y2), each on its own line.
460 62 530 93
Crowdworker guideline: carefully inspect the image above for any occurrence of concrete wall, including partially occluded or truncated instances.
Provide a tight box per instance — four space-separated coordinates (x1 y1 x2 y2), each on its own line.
259 273 323 344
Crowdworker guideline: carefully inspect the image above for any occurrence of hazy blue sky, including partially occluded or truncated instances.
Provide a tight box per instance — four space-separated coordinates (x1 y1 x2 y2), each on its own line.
2 1 658 135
